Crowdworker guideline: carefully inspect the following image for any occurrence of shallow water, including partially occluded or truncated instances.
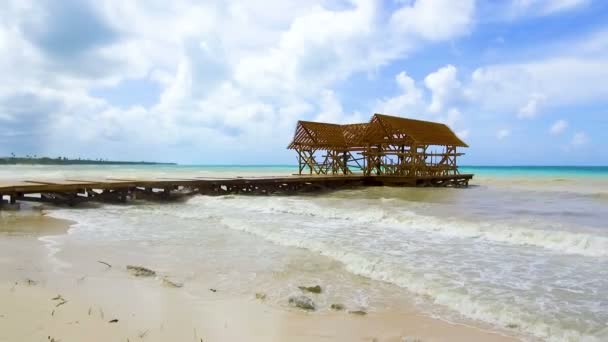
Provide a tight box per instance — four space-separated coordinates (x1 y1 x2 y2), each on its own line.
3 165 608 342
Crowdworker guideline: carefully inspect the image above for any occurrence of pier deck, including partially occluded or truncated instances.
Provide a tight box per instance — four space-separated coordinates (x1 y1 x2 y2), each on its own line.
0 174 473 208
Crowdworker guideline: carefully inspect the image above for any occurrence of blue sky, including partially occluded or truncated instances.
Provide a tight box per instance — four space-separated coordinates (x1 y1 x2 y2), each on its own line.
0 0 607 165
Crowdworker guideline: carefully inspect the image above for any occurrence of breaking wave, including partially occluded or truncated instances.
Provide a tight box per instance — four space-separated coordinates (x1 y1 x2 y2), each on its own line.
192 196 608 258
219 216 602 342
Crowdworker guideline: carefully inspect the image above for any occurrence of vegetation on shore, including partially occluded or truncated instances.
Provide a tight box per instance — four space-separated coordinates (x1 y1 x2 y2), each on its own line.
0 154 175 165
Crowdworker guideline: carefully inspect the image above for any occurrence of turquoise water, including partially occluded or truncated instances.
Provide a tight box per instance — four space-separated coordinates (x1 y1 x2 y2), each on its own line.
174 164 608 178
2 163 608 180
460 166 608 178
123 164 608 178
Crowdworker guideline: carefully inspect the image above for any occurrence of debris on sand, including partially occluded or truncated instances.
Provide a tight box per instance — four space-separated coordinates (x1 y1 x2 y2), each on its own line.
51 295 68 307
97 261 112 268
126 265 156 277
298 285 322 294
25 278 38 286
108 319 119 323
330 303 345 311
288 296 316 311
209 288 217 293
162 277 183 288
506 323 519 329
255 292 267 300
348 310 367 316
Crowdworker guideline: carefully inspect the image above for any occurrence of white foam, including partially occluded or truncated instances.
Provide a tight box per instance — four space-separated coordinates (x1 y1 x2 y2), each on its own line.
46 196 608 342
190 196 608 258
219 216 603 342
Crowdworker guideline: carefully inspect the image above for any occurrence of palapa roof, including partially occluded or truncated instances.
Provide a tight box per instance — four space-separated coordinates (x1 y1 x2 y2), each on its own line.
287 121 349 149
342 123 369 147
287 114 468 149
365 114 468 147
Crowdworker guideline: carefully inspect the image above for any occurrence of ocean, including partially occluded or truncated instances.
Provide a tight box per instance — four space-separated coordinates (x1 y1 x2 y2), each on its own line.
2 165 607 341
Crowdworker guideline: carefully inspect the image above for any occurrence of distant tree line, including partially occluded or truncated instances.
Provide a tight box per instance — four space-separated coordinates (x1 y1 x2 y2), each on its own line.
0 153 175 165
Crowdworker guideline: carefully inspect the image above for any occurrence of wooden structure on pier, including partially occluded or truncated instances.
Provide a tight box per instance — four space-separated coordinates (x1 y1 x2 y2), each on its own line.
287 121 368 175
0 114 473 210
288 113 468 178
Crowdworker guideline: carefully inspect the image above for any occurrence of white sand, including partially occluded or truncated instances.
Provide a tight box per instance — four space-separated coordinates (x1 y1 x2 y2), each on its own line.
0 212 519 342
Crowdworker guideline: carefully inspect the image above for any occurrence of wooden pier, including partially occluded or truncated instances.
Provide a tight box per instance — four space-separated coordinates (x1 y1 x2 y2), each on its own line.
0 113 476 209
0 174 473 209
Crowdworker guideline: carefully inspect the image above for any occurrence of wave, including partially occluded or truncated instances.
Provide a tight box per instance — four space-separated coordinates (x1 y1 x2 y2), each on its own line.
219 216 601 342
191 196 608 258
47 198 606 341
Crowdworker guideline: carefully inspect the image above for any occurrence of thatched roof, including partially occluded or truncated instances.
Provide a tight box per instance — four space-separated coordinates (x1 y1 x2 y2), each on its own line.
287 114 468 149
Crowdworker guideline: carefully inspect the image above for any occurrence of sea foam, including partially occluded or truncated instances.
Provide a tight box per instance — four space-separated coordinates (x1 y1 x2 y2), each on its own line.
218 215 602 342
191 196 608 258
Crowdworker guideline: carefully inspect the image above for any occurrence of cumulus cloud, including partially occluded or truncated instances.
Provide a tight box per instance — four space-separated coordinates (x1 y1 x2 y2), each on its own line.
424 65 461 113
464 57 608 117
0 0 478 162
376 71 424 115
439 108 462 126
517 93 545 118
314 89 363 124
550 119 568 135
376 68 465 129
390 0 475 41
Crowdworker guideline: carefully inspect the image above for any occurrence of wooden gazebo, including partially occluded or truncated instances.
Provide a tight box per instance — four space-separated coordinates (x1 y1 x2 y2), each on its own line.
287 121 362 175
288 114 468 176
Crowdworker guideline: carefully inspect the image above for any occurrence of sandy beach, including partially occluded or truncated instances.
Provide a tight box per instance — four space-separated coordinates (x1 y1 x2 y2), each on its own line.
2 165 607 342
0 210 517 342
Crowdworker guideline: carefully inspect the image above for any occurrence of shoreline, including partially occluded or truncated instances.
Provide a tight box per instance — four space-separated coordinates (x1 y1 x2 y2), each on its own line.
0 210 519 342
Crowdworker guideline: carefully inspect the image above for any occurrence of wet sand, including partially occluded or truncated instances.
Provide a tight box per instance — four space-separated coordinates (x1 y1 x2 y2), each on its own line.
0 212 518 342
0 209 73 235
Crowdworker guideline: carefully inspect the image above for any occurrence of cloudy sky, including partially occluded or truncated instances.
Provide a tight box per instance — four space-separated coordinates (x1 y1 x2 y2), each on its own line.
1 0 607 165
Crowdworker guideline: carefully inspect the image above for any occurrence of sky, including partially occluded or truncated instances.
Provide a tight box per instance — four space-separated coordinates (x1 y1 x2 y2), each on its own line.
0 0 607 165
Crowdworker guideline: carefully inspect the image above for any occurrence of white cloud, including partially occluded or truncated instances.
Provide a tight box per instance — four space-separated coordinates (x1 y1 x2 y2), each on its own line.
424 64 461 113
465 57 608 117
435 107 462 126
550 119 568 135
314 89 363 124
508 0 589 17
456 129 470 140
517 93 545 118
570 131 589 146
390 0 475 41
377 71 424 115
0 0 479 162
497 128 511 140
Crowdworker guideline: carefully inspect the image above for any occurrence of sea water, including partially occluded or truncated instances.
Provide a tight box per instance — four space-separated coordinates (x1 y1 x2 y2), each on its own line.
3 165 608 341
